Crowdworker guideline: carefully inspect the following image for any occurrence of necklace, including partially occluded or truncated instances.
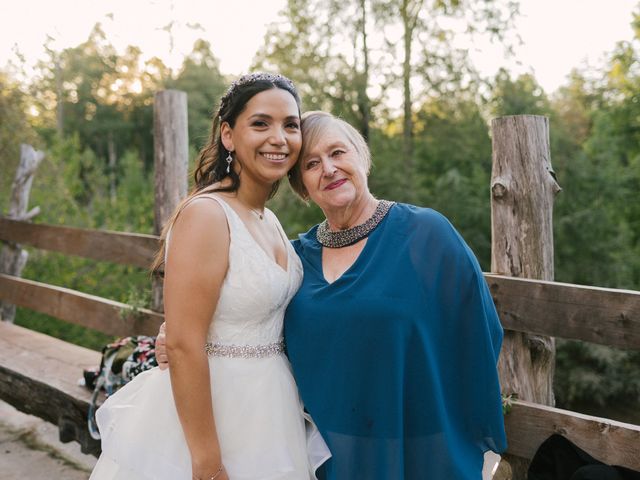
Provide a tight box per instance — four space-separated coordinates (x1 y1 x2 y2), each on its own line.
316 200 395 248
249 207 265 220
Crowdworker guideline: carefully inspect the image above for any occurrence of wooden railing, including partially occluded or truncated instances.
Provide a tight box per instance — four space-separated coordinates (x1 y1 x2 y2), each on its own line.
3 217 638 347
0 217 157 268
0 217 161 337
486 274 640 350
0 219 165 454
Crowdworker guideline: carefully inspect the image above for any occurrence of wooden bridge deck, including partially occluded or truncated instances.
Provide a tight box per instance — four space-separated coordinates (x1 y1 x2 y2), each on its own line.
0 321 101 455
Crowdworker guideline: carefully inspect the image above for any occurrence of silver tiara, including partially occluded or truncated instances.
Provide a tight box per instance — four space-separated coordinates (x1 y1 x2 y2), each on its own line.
229 73 294 91
219 73 296 116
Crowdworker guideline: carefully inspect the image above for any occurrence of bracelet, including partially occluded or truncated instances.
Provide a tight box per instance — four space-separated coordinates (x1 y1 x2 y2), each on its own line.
193 464 224 480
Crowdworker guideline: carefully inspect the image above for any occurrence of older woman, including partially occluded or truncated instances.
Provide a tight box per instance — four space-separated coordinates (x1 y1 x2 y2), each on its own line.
284 111 506 479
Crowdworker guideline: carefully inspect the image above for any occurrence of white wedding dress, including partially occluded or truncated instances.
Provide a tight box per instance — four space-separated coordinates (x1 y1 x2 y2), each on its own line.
90 194 330 480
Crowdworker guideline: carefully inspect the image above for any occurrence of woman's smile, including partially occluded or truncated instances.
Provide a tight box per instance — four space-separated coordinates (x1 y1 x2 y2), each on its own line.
260 151 290 163
324 178 347 190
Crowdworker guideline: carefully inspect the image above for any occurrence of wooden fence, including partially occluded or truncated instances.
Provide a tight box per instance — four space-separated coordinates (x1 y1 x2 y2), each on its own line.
0 102 638 477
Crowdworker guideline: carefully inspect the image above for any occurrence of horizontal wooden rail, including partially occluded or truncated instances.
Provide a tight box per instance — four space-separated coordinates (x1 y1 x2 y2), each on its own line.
486 274 640 350
0 217 158 268
0 273 163 337
2 219 640 350
505 399 640 470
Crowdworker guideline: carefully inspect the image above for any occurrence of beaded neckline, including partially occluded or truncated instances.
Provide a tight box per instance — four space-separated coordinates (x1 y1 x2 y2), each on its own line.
316 200 395 248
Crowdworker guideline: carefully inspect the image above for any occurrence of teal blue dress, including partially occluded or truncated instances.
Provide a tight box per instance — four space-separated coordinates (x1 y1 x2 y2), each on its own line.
284 203 506 480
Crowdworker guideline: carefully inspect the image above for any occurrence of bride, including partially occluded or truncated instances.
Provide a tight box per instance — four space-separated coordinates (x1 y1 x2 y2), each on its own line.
90 73 330 480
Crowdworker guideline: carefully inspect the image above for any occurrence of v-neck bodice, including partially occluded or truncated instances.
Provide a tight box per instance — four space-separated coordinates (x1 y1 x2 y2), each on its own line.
220 197 291 274
166 194 303 345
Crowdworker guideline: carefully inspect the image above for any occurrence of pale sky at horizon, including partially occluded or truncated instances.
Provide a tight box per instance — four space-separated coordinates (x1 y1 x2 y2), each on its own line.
0 0 637 94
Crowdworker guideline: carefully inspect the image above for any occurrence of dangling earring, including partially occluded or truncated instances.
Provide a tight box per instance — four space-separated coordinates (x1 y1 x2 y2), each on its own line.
226 152 233 174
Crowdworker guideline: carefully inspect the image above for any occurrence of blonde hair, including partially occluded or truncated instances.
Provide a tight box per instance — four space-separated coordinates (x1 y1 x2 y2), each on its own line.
288 111 371 200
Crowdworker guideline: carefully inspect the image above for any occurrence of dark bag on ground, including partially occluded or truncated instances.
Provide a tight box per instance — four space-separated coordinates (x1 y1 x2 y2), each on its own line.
528 434 640 480
83 335 158 440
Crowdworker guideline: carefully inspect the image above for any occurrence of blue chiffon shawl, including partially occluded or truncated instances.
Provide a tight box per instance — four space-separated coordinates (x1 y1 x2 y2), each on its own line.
285 203 506 479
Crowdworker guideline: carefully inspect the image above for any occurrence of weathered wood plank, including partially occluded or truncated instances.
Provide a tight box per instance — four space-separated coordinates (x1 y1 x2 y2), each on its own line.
0 218 158 268
153 89 188 237
0 273 164 336
0 321 101 454
152 89 189 312
486 274 640 350
505 399 640 470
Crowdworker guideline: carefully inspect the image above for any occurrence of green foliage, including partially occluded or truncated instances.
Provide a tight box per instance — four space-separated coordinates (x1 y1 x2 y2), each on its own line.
366 91 495 266
501 393 518 415
0 71 40 212
119 285 152 322
268 186 325 239
489 69 551 116
555 340 640 422
101 149 155 233
414 94 494 266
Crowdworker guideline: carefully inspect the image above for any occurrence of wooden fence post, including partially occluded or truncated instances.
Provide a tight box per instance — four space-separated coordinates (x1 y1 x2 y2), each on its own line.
151 90 189 312
491 115 562 479
0 144 44 322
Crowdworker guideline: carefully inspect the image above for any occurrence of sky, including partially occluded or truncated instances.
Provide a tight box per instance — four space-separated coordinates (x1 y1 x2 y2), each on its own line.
0 0 637 94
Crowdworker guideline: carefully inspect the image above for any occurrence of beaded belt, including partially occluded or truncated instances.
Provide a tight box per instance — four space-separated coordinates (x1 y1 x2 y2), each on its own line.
204 340 285 358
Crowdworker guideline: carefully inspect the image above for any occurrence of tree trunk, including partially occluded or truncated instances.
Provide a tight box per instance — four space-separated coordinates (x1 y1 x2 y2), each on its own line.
401 0 414 201
107 132 117 203
152 90 188 312
357 0 371 142
0 145 44 322
55 60 64 137
490 115 561 479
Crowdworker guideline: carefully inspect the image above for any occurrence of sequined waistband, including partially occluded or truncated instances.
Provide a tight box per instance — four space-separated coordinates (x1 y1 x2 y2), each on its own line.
204 340 285 358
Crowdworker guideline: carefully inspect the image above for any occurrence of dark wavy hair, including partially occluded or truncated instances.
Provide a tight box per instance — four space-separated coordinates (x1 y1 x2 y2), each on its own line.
151 73 301 276
193 72 301 197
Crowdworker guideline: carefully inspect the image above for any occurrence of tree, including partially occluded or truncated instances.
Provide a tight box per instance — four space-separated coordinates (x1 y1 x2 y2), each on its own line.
256 0 517 202
369 0 518 200
489 69 550 116
253 0 381 138
29 24 173 199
